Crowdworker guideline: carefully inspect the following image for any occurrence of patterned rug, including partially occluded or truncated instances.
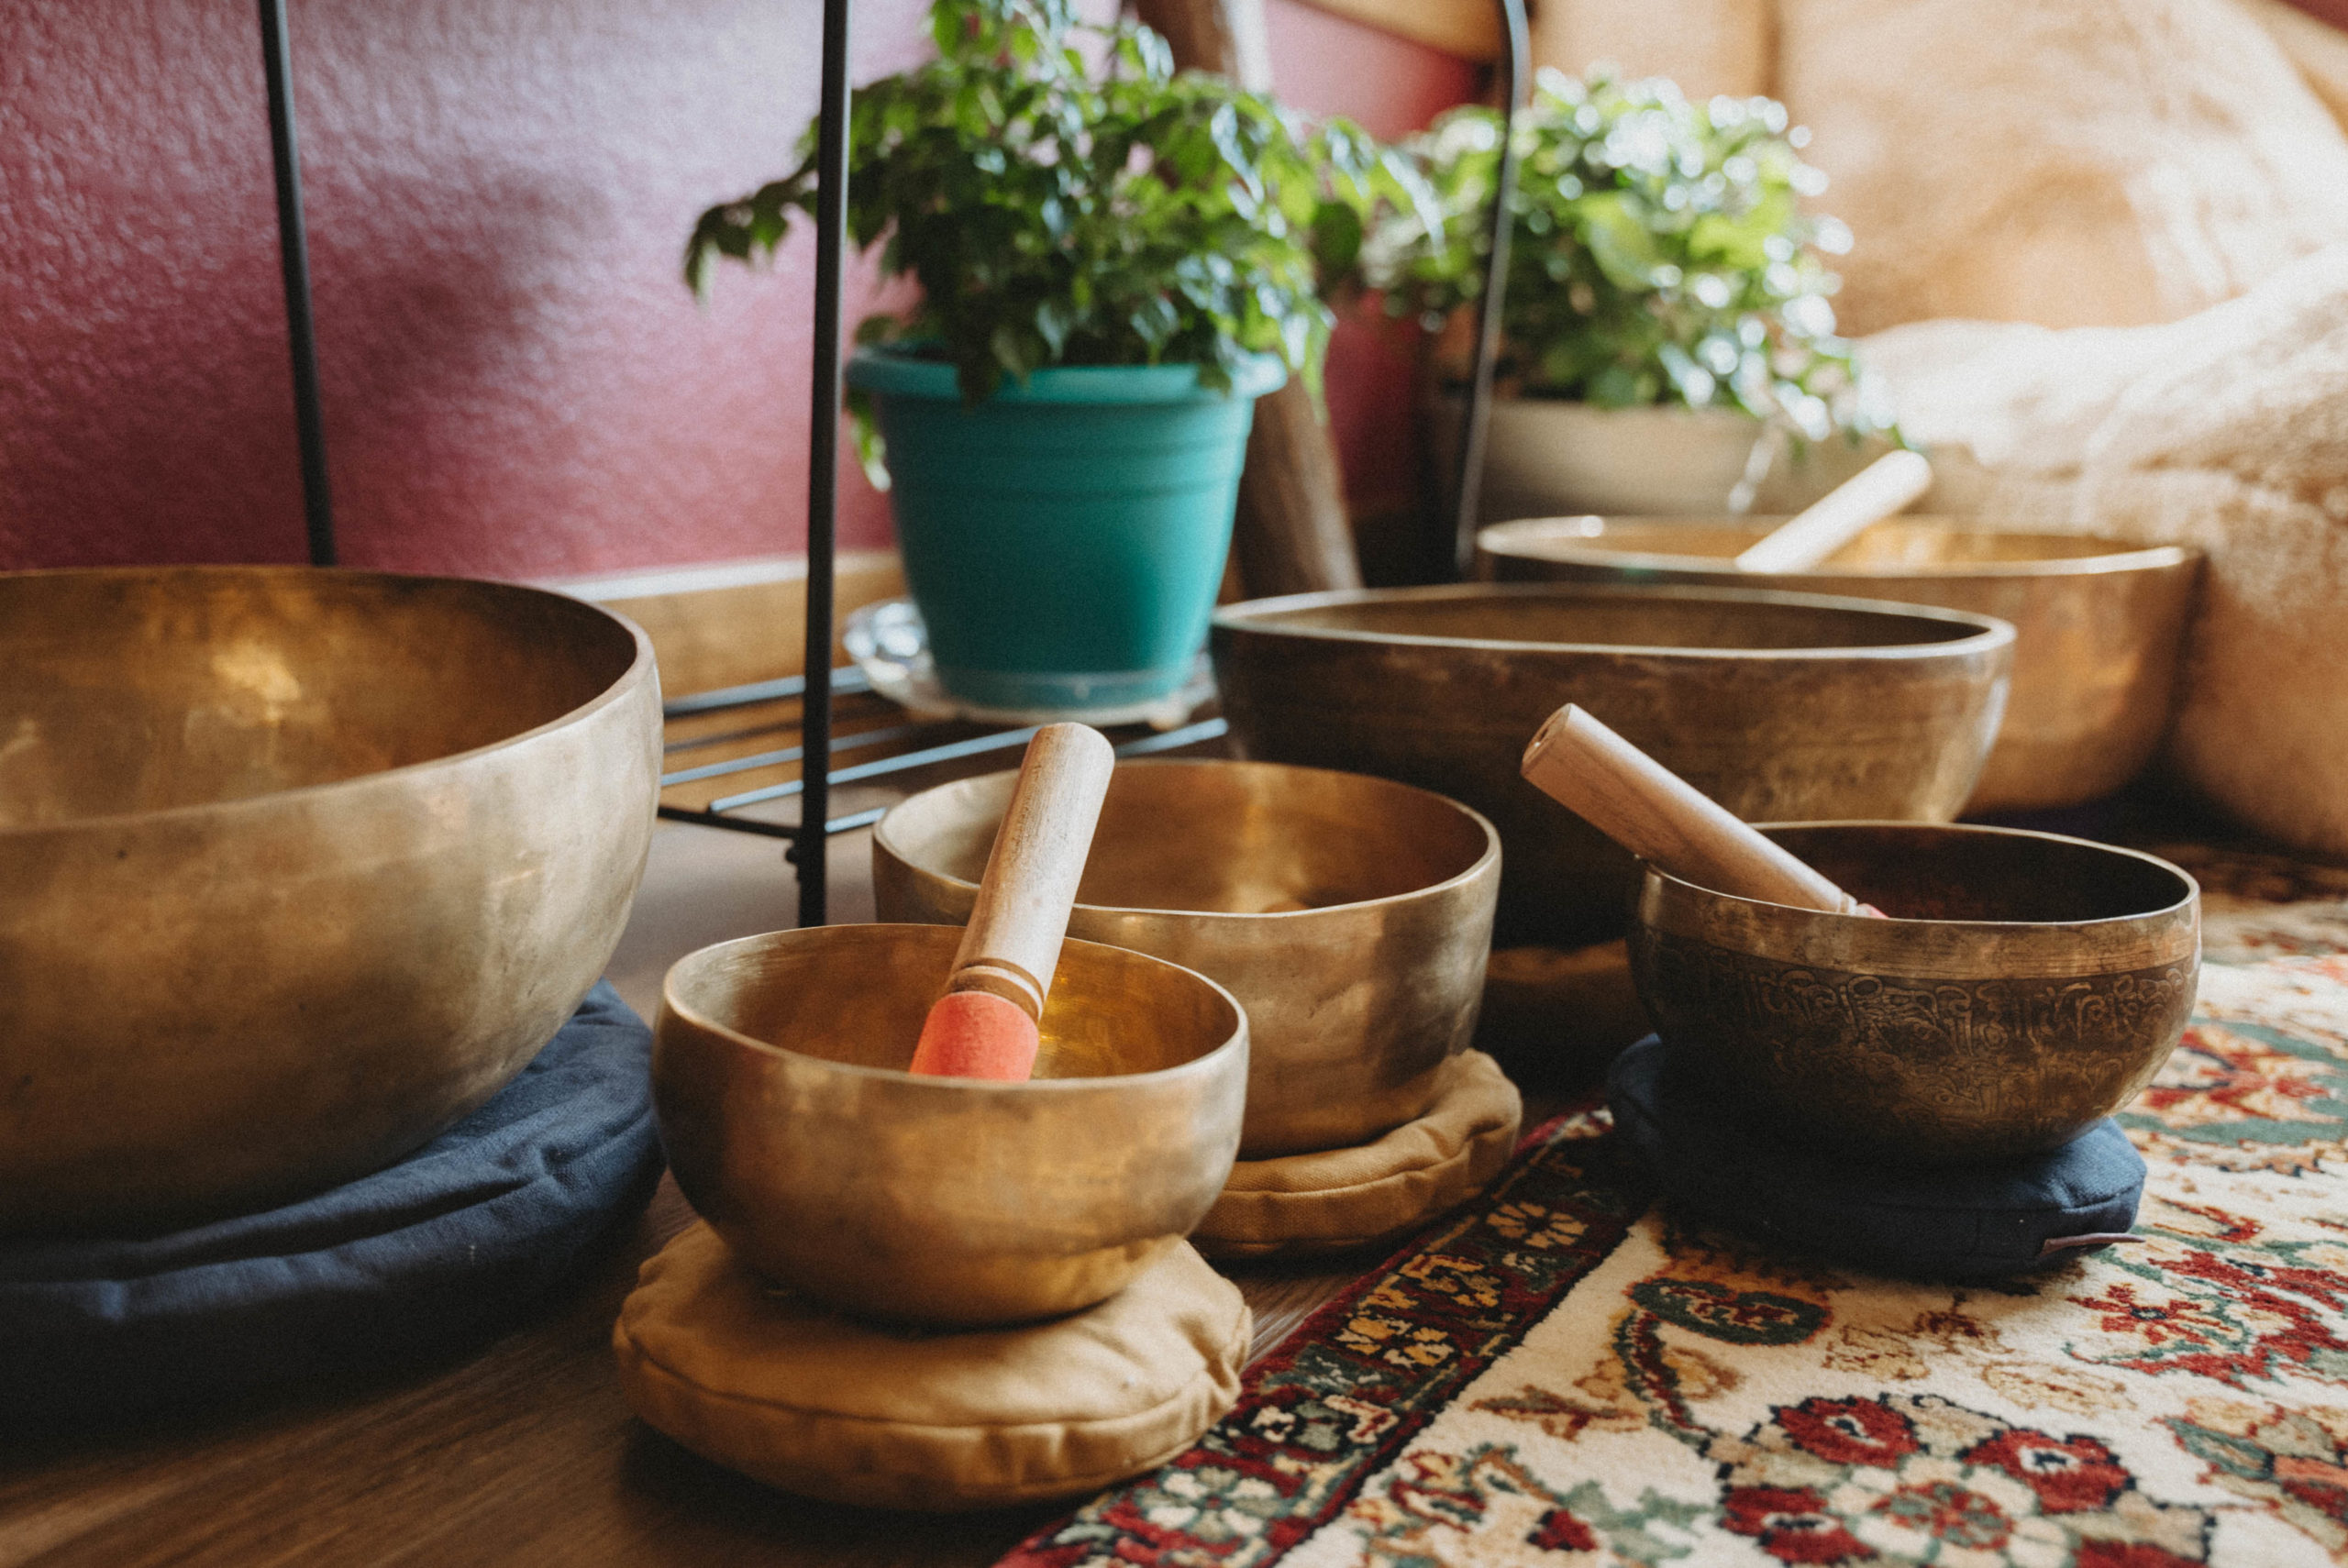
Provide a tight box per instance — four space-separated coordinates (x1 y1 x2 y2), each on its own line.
999 842 2348 1567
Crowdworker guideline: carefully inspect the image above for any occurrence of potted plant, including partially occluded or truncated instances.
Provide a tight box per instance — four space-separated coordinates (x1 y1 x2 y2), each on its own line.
1365 71 1895 520
687 0 1416 711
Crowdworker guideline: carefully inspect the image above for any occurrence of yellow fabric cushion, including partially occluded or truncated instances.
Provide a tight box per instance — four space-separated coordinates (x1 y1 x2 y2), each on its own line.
1195 1050 1523 1260
613 1227 1248 1511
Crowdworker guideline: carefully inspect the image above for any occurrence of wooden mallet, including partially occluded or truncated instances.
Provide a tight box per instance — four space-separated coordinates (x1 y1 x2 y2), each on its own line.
1733 448 1933 576
1521 704 1887 916
909 723 1117 1080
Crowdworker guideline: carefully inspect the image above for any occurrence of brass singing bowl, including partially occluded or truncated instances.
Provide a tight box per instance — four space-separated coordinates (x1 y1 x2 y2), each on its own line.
1631 823 2200 1164
873 760 1500 1158
0 567 661 1235
1212 584 2014 949
656 924 1248 1327
1476 517 2202 814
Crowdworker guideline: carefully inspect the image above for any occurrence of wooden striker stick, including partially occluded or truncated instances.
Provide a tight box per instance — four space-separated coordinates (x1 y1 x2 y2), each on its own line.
1733 448 1933 575
937 723 1117 1021
1521 705 1866 915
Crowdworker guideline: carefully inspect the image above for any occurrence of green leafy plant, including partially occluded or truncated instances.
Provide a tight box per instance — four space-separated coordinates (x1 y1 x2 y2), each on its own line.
1364 69 1890 442
686 0 1429 411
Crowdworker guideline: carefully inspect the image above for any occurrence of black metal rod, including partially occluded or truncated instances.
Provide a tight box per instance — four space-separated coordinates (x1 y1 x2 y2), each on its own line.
660 722 925 789
661 664 871 722
711 724 1045 816
257 0 337 568
1448 0 1531 577
797 0 853 927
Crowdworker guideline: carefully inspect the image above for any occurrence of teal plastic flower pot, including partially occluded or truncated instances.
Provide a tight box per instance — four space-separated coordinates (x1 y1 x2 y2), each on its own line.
847 348 1286 710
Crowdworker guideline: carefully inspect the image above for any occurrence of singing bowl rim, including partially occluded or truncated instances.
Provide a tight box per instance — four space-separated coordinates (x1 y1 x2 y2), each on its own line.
1212 580 2017 663
0 564 657 838
1476 515 2201 582
872 758 1502 925
1648 821 2199 929
660 924 1250 1092
1638 821 2201 979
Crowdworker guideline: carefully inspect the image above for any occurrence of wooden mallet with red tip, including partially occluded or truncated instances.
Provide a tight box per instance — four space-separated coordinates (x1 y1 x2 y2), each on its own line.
909 723 1118 1080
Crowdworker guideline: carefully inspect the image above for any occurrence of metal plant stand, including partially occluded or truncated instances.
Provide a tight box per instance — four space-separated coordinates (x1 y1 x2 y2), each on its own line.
253 0 1527 929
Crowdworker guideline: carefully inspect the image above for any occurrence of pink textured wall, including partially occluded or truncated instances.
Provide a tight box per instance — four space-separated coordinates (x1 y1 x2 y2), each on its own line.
1 0 1473 580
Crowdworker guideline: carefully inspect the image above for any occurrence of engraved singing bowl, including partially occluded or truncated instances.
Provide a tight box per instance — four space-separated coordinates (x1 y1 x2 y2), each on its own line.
873 760 1500 1158
1476 517 2202 814
1212 584 2014 949
655 924 1248 1327
1630 823 2200 1164
0 566 662 1235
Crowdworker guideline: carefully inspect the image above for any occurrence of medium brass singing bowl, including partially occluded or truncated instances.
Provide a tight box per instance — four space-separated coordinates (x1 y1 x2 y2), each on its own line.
873 760 1500 1158
1631 823 2200 1164
658 925 1246 1326
1212 584 2013 949
1476 517 2202 814
0 567 661 1235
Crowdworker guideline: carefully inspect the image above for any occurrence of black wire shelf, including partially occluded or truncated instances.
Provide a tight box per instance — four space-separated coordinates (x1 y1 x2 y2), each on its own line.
653 669 1227 850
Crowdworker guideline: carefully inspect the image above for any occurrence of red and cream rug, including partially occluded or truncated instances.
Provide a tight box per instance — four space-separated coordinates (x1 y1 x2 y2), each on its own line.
1001 843 2348 1566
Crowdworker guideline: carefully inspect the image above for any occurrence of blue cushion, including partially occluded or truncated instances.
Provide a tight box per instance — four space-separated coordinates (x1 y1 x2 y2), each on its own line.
0 982 662 1422
1607 1035 2145 1280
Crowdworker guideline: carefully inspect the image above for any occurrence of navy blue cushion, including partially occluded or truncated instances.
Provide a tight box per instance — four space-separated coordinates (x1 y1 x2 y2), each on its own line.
0 982 662 1421
1607 1035 2144 1280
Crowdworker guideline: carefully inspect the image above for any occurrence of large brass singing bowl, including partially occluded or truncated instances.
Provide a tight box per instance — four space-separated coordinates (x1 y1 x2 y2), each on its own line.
656 925 1247 1327
873 760 1500 1158
0 567 661 1234
1476 517 2202 813
1631 823 2200 1164
1212 584 2013 948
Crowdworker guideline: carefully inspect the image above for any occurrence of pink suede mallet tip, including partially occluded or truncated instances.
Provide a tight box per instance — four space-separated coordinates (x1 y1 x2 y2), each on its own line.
910 989 1040 1080
905 723 1116 1082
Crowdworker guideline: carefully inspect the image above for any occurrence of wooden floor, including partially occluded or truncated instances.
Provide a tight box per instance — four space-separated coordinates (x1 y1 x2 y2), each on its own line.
0 1176 1382 1568
0 697 1399 1568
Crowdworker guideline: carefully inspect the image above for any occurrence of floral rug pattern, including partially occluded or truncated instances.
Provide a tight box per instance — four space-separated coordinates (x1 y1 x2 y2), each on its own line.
998 845 2348 1566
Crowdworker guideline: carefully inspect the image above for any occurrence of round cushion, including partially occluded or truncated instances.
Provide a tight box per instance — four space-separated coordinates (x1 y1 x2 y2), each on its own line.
0 981 664 1422
1608 1034 2147 1280
613 1227 1249 1511
1193 1050 1523 1261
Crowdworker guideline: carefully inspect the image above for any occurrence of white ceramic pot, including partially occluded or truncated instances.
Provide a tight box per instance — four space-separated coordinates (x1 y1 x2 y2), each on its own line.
1440 397 1891 522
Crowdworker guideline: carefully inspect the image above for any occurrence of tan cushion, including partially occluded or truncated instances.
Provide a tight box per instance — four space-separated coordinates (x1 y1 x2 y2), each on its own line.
1194 1050 1522 1260
1778 0 2348 336
613 1228 1247 1511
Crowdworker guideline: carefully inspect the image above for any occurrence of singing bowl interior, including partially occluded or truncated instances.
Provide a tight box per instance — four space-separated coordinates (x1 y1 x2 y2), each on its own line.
1631 823 2200 1164
0 567 661 1234
1 569 639 824
656 924 1248 1326
1476 517 2201 812
1212 583 2013 949
873 760 1500 1156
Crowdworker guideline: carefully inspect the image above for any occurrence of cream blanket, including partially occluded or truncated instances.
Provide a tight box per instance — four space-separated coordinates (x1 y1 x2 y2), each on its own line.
1866 246 2348 857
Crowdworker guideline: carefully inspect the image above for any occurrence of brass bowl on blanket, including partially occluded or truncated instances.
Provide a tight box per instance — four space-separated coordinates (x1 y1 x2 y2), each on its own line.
1476 517 2201 813
655 924 1248 1327
1630 823 2201 1164
1212 584 2013 948
0 566 661 1235
874 759 1500 1158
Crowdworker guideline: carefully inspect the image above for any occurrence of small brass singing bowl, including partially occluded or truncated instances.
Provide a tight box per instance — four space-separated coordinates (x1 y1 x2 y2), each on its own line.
1629 823 2200 1165
1213 583 2012 949
1477 517 2202 814
0 566 660 1235
655 924 1248 1327
874 760 1500 1158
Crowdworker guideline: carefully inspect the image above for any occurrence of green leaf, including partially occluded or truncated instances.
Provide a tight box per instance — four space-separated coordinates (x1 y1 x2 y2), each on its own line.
676 0 1392 405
